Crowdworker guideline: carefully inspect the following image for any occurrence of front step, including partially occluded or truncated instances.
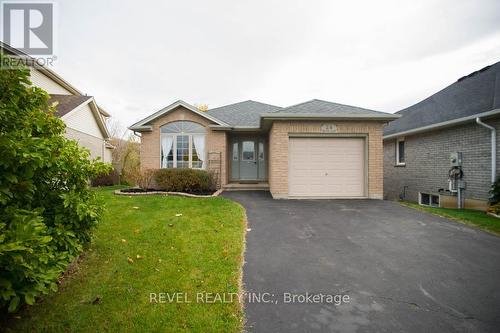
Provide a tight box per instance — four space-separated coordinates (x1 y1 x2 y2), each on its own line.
223 183 270 191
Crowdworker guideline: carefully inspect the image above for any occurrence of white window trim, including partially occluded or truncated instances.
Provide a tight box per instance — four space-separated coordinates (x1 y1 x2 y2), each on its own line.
160 133 205 169
419 192 440 207
396 137 405 166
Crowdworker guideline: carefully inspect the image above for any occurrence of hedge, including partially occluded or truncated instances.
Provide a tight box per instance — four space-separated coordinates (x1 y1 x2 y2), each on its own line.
154 169 216 194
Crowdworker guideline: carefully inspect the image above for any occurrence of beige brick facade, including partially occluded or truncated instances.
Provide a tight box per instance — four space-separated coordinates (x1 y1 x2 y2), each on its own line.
139 106 227 186
268 120 385 199
139 107 385 197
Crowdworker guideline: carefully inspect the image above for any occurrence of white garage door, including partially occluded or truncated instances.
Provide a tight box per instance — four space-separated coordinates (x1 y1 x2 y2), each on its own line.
289 137 365 197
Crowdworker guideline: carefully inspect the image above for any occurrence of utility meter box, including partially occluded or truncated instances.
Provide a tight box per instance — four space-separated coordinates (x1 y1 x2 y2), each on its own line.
450 152 462 167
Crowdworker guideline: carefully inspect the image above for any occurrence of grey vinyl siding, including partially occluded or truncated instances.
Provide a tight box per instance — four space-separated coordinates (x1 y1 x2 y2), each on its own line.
65 127 106 161
383 117 500 202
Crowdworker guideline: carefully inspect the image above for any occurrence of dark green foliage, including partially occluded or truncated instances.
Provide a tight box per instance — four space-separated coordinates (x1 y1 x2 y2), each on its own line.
0 52 112 312
154 169 216 194
91 168 120 186
489 177 500 205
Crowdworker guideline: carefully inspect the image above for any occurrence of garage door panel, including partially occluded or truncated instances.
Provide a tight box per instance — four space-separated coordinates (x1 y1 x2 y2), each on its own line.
289 137 365 197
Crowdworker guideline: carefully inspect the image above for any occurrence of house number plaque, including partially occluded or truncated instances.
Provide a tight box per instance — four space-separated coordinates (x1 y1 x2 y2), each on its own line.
320 123 337 133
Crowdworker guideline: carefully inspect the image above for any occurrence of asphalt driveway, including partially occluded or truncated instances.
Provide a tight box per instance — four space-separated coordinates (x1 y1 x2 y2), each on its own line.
222 191 500 333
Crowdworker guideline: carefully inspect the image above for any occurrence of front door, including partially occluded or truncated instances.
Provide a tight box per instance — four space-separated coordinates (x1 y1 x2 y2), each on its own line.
231 138 266 181
240 140 257 179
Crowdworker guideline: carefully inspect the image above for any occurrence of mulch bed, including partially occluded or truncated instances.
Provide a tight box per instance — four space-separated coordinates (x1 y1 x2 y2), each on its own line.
115 188 222 197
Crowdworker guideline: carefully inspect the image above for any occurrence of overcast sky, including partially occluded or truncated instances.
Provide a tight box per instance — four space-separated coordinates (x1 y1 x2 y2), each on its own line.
50 0 500 131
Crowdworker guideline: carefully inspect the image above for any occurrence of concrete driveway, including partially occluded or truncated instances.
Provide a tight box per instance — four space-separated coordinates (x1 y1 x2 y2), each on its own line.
222 191 500 333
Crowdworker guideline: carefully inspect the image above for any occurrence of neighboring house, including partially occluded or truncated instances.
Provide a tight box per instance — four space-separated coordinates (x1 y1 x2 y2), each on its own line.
383 61 500 210
130 99 398 199
1 42 113 162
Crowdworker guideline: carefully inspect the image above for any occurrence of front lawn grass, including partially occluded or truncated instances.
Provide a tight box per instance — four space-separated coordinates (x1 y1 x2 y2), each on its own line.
399 201 500 235
2 186 246 332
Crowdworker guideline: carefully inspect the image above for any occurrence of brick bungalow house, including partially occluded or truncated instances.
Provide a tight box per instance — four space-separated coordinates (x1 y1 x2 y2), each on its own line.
384 61 500 210
130 99 398 199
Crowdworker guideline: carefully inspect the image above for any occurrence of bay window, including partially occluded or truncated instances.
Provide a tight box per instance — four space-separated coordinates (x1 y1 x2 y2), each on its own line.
160 121 206 169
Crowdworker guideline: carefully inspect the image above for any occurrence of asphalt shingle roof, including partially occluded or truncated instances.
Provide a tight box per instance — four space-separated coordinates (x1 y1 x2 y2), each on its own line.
384 61 500 136
48 94 92 118
273 99 389 116
206 100 282 126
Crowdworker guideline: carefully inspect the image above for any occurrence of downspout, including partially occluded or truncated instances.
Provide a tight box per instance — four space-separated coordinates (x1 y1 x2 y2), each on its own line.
476 117 496 183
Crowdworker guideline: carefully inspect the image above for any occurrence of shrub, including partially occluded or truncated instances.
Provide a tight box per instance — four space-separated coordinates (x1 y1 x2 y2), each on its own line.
111 137 140 185
154 169 216 194
0 51 111 312
489 177 500 205
131 168 155 190
91 168 120 186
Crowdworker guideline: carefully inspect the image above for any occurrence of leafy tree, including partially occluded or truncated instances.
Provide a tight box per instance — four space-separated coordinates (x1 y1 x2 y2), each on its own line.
0 52 111 312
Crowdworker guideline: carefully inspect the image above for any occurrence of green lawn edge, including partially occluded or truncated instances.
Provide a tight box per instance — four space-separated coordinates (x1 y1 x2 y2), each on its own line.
399 201 500 236
2 186 248 332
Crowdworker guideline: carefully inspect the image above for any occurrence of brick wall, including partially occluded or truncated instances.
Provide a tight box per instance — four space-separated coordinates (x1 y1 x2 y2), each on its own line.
268 120 385 199
140 106 227 185
383 117 500 202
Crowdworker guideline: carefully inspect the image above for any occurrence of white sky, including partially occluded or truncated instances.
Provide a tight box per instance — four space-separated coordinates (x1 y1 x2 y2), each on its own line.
48 0 500 130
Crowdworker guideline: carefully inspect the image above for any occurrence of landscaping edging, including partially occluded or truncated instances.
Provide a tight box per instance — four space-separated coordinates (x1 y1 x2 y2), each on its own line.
114 188 223 198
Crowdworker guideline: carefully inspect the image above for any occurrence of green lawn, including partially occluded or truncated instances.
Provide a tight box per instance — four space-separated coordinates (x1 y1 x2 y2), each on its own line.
2 186 246 332
399 201 500 235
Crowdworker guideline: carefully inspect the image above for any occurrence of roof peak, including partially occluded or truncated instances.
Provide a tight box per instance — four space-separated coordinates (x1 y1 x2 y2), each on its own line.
278 98 386 115
208 99 282 111
129 99 229 131
456 61 500 83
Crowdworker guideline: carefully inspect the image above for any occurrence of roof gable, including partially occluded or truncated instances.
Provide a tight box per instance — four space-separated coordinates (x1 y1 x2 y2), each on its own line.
1 41 110 117
384 61 500 136
274 99 391 116
129 100 228 131
48 94 110 139
48 94 92 117
131 99 398 132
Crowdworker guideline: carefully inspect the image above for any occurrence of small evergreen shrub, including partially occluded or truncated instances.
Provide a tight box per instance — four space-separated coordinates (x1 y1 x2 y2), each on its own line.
154 169 216 194
0 52 111 312
489 177 500 205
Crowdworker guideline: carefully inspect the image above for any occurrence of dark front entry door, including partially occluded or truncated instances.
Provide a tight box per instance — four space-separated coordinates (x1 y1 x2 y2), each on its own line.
231 138 266 181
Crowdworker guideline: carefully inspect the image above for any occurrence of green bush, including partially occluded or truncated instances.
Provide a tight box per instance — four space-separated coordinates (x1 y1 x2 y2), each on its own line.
154 169 216 194
489 177 500 205
0 52 111 312
91 168 120 186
